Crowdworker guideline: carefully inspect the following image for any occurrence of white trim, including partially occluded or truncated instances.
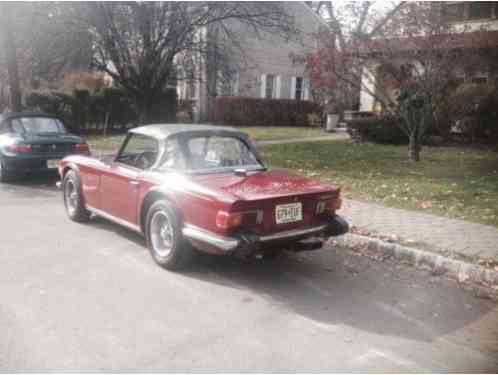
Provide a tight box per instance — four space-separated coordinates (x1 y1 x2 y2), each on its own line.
275 75 281 99
260 74 266 98
303 78 311 100
290 76 296 99
233 72 239 96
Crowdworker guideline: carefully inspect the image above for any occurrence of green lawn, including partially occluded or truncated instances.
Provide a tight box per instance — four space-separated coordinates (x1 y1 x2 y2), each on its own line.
238 126 325 141
88 126 327 154
261 140 498 228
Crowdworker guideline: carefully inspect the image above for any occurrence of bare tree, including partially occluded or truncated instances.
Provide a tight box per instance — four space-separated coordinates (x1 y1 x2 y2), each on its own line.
72 2 295 123
303 1 403 114
307 1 492 162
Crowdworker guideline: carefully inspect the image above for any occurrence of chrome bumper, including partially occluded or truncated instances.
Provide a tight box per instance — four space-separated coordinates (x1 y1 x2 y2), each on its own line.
182 216 348 254
182 225 240 252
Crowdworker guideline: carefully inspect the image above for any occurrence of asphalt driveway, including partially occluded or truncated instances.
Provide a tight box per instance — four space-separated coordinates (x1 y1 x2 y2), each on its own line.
0 175 497 371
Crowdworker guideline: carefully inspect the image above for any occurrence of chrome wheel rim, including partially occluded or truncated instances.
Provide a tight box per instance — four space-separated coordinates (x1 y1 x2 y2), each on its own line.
65 179 78 215
150 211 174 257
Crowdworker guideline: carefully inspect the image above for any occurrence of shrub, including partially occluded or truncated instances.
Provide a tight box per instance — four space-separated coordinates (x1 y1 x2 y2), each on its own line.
25 87 139 134
24 91 74 125
346 115 408 144
307 112 323 127
449 83 498 143
177 99 195 123
214 96 323 127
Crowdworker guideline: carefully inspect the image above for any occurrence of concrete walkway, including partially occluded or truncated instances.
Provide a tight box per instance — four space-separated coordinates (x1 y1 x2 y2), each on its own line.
340 199 498 262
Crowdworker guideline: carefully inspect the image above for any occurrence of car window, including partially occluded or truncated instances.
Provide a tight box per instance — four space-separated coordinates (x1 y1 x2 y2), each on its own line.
10 117 66 134
157 138 187 171
183 136 262 172
116 133 159 170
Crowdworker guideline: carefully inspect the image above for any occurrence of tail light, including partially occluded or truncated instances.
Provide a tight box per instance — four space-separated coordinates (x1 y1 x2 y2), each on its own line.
74 143 90 154
6 144 32 153
328 198 342 213
316 197 342 215
216 211 243 229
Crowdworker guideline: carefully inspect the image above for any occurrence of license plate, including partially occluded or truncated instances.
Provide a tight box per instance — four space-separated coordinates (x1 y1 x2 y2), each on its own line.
47 159 60 169
275 202 303 224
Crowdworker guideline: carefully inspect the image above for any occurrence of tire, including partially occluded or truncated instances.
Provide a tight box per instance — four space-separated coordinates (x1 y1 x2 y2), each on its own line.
0 161 14 183
145 200 193 270
63 170 91 223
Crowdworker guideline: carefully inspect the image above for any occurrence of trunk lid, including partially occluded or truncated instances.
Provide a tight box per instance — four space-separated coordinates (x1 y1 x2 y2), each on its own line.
21 133 84 154
190 169 336 201
190 169 339 235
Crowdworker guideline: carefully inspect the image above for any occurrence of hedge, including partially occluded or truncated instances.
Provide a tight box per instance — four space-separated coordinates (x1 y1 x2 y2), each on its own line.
346 115 408 144
214 96 324 127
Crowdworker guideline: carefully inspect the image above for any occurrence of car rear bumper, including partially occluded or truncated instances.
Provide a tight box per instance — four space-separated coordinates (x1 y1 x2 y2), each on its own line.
1 154 70 173
182 215 349 256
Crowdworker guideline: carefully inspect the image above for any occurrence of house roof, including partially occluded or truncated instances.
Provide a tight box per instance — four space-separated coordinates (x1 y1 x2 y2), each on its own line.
130 124 248 140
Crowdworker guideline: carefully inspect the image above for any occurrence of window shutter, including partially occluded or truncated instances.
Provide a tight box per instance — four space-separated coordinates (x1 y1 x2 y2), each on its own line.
275 75 281 99
290 76 296 99
303 78 311 100
260 74 266 98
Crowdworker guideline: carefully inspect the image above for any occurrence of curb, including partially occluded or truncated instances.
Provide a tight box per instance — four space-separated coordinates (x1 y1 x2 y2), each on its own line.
333 233 498 287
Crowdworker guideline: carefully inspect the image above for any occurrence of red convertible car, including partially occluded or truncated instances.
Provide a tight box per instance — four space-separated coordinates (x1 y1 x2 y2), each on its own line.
58 124 348 270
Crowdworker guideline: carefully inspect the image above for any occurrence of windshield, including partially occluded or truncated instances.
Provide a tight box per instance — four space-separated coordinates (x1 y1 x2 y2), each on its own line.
158 135 264 173
11 117 66 134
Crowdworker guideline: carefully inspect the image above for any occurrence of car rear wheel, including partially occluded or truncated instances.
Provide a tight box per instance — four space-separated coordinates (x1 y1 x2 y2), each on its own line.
0 161 14 183
145 200 193 270
63 170 91 223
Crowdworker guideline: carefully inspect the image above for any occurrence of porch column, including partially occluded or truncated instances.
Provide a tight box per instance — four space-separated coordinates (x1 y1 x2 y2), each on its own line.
359 62 379 112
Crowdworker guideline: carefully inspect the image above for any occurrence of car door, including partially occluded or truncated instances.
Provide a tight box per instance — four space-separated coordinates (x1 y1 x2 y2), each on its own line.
100 133 159 226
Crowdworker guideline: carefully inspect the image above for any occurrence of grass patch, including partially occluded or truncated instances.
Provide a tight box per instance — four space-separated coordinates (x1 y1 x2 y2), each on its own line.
87 126 326 154
261 140 498 227
87 134 124 155
238 126 325 141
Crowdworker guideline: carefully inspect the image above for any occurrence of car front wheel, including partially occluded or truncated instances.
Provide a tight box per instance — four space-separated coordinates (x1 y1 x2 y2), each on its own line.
63 170 91 223
145 200 193 270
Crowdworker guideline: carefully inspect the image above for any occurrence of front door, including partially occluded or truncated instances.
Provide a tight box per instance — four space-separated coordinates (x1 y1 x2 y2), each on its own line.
100 133 159 225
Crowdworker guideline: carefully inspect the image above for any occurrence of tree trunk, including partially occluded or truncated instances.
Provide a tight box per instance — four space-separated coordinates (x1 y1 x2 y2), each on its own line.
0 5 22 112
408 133 421 162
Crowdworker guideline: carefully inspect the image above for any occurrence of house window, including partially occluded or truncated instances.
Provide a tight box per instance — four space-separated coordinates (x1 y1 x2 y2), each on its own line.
471 76 488 84
468 2 493 19
187 80 196 99
295 77 303 100
442 2 464 22
265 74 274 99
220 73 239 96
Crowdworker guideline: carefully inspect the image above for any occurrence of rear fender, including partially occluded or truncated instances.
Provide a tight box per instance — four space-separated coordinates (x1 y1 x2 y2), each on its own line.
60 161 80 179
139 186 181 234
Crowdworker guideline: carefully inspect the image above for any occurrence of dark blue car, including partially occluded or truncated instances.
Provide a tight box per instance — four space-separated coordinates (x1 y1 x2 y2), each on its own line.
0 112 90 182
